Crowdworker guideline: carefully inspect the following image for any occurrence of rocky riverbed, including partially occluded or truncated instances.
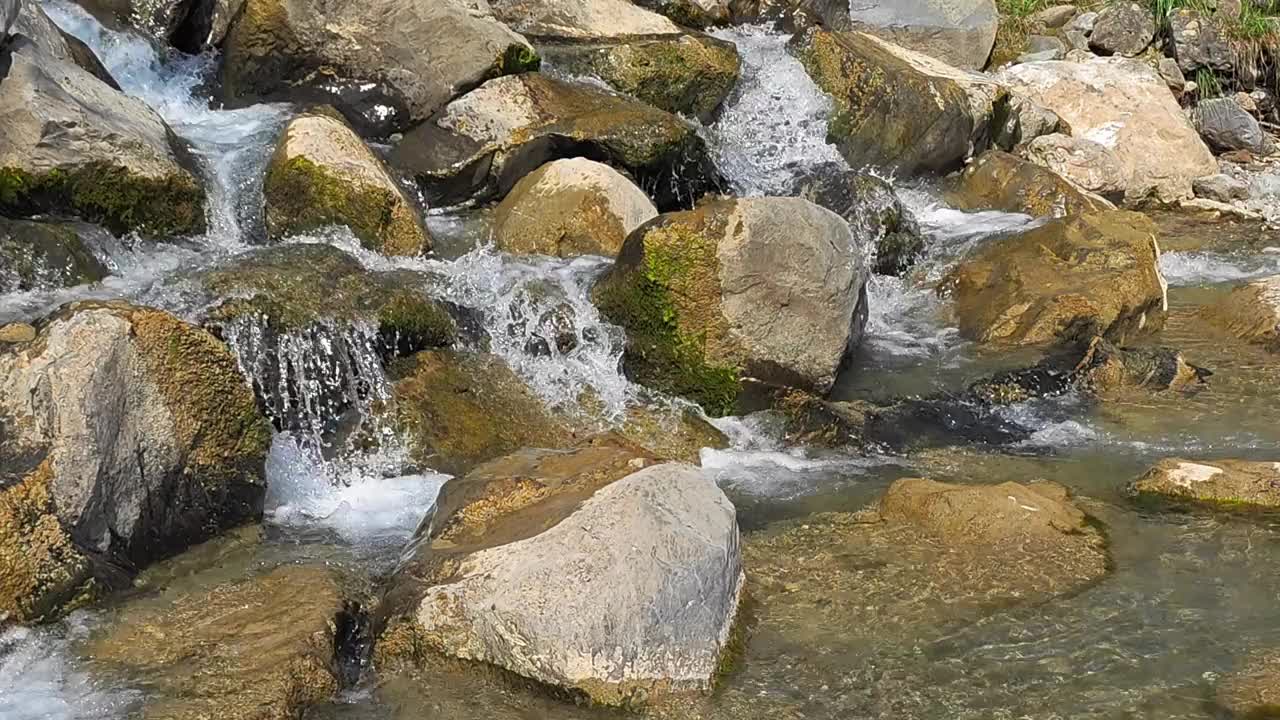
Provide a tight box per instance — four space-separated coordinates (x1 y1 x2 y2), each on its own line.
2 0 1280 718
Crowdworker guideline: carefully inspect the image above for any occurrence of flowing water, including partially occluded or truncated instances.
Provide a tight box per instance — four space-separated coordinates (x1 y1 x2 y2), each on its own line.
3 9 1280 720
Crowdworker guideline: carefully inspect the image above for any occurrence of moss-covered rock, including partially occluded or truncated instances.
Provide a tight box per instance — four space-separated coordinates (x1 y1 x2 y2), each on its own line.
0 217 108 293
632 0 730 27
263 111 431 256
940 210 1168 347
593 197 868 415
0 301 270 621
1128 458 1280 511
945 149 1113 218
537 33 741 122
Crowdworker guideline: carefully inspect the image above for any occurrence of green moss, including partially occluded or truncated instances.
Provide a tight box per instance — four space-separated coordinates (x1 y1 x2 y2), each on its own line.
498 44 542 74
0 163 205 238
588 37 740 120
378 291 458 356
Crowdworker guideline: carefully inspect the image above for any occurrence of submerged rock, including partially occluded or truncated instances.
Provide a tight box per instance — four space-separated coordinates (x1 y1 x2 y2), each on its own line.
389 73 724 211
1129 458 1280 510
999 58 1217 203
0 37 204 237
220 0 537 136
0 217 108 293
492 158 658 258
377 440 743 708
263 109 430 256
1217 652 1280 717
941 210 1167 347
946 149 1112 217
0 301 271 622
1087 1 1153 57
593 197 868 416
1199 275 1280 352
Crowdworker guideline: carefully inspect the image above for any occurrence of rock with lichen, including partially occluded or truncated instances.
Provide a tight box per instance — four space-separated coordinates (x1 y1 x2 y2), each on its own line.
593 196 869 416
0 301 271 622
493 158 657 258
263 109 431 256
941 210 1168 347
376 438 743 709
946 149 1113 218
1129 458 1280 510
1199 275 1280 353
389 73 725 211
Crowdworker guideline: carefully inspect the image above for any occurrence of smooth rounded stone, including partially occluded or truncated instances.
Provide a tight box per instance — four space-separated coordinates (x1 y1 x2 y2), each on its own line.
1030 4 1077 28
941 210 1168 347
492 158 657 258
0 38 204 237
1194 97 1270 155
593 197 869 416
87 562 346 720
377 444 743 708
1168 7 1233 74
389 73 724 211
1129 458 1280 510
836 0 998 70
1157 56 1187 96
490 0 680 36
1026 34 1067 55
1021 133 1128 199
791 28 1004 176
1193 172 1250 202
1198 274 1280 352
999 58 1217 203
263 110 430 256
1088 1 1154 57
220 0 537 136
0 321 35 343
0 301 271 622
788 163 924 276
0 217 108 293
946 149 1113 218
536 33 740 122
745 478 1109 649
1065 10 1097 34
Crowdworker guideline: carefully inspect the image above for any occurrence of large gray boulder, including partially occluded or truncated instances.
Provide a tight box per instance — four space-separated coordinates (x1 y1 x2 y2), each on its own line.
389 73 724 211
1088 1 1154 57
1169 7 1233 74
219 0 538 136
593 197 868 415
999 58 1217 203
377 441 743 708
0 37 204 237
9 0 118 87
1194 97 1270 154
0 301 271 622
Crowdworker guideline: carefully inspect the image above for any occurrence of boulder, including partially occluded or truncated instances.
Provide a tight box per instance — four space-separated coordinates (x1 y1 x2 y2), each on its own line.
1157 56 1187 96
940 210 1168 346
536 33 740 122
219 0 537 136
490 0 681 36
0 301 271 622
1194 97 1270 154
0 321 35 343
0 217 108 293
632 0 731 26
1199 274 1280 352
1088 1 1154 57
1192 172 1250 201
787 163 924 275
263 110 430 256
87 562 346 719
1168 7 1233 74
1021 133 1128 199
376 442 743 708
1066 10 1097 34
946 149 1113 217
492 158 657 258
1 0 15 37
388 73 724 211
0 38 204 237
1129 458 1280 510
791 28 1003 175
825 0 998 70
999 58 1217 203
593 197 868 416
1030 4 1077 28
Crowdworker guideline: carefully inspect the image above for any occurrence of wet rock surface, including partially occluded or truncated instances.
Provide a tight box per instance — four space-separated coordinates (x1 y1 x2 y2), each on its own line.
0 217 108 293
947 149 1112 217
1129 458 1280 510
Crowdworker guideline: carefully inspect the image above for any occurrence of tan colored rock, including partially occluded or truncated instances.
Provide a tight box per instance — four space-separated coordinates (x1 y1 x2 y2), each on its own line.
1199 274 1280 352
1021 134 1130 200
1217 652 1280 717
1129 458 1280 510
941 210 1168 346
490 0 680 37
263 110 430 256
494 158 657 258
0 322 36 343
947 149 1113 217
999 58 1217 204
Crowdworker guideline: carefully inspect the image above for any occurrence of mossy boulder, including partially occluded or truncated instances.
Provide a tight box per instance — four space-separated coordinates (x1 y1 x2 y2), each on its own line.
537 33 741 122
376 440 743 708
0 301 271 621
593 197 868 416
0 217 108 293
940 210 1168 347
1198 274 1280 353
388 73 725 211
946 149 1113 217
263 110 431 256
220 0 536 136
632 0 731 27
492 158 657 258
0 39 204 238
1128 458 1280 511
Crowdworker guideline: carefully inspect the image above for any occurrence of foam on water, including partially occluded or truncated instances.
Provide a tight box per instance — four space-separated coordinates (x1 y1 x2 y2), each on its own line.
0 614 138 720
1159 249 1280 286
